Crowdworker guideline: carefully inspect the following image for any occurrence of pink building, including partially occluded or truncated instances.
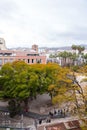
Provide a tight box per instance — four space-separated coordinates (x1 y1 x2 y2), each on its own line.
0 49 46 67
0 39 46 67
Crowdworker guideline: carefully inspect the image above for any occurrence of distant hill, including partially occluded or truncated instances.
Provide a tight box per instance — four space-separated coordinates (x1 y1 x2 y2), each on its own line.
8 44 87 51
39 44 87 51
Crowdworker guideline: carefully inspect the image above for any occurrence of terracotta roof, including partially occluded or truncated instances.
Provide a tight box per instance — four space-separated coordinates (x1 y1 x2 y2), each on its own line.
39 120 82 130
64 120 81 130
46 123 66 130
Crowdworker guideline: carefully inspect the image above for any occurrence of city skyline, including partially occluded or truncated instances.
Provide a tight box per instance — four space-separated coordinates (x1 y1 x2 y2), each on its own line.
0 0 87 48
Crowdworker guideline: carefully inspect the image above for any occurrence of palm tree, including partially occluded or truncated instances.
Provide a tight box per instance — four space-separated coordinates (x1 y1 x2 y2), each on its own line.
77 46 85 54
58 51 72 66
70 53 79 65
71 45 77 51
71 45 85 54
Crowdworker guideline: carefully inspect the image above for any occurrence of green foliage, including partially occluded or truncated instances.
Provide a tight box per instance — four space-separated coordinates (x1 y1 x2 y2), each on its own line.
71 65 80 72
72 44 85 54
0 61 70 116
1 60 87 121
0 62 68 100
49 53 58 58
58 51 71 59
0 91 4 99
58 51 78 66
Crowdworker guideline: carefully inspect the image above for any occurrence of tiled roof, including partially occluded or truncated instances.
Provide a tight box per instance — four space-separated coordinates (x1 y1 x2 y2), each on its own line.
64 120 80 129
38 120 82 130
46 123 66 130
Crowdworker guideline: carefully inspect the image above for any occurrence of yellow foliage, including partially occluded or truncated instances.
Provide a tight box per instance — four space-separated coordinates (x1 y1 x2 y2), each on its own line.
48 85 55 91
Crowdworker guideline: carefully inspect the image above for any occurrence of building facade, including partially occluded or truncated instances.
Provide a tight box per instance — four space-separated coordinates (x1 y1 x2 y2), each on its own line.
0 39 46 67
0 38 7 50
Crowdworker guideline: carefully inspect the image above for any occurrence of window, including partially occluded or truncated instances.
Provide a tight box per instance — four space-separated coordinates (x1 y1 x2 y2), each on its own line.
27 54 39 56
32 59 34 63
36 59 41 63
28 59 30 63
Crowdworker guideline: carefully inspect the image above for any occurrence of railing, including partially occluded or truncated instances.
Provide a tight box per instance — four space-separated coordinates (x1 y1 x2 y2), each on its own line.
0 111 34 130
0 121 34 130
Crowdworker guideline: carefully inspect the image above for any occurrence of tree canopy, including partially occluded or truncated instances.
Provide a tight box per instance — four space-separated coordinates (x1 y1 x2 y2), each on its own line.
0 61 72 115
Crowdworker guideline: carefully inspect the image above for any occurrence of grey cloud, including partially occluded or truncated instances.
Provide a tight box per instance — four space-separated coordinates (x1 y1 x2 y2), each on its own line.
0 0 18 20
45 26 87 43
1 0 87 48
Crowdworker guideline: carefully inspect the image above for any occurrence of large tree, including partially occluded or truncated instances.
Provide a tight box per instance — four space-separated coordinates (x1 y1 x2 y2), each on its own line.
0 61 39 115
0 61 69 116
52 66 87 127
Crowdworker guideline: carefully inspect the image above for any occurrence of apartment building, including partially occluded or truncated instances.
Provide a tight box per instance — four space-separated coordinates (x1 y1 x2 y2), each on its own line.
0 38 46 67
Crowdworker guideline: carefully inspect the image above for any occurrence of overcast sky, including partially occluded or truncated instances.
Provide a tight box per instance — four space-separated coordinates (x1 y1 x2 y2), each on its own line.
0 0 87 48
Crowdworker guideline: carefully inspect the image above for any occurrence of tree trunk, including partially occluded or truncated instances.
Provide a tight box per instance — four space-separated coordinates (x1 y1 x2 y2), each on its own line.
24 98 29 112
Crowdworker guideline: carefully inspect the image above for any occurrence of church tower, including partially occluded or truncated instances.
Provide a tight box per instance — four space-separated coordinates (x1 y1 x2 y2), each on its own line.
32 44 38 52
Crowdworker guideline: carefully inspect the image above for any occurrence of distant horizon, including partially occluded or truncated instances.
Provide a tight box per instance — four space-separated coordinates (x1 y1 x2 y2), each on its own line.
7 43 87 49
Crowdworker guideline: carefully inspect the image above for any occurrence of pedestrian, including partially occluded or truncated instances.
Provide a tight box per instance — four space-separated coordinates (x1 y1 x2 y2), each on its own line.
46 116 51 123
49 111 53 117
60 109 63 115
58 109 60 114
53 108 57 115
39 118 42 124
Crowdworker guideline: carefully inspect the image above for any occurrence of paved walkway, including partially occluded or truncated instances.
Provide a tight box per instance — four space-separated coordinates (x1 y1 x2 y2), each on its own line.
0 94 73 128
